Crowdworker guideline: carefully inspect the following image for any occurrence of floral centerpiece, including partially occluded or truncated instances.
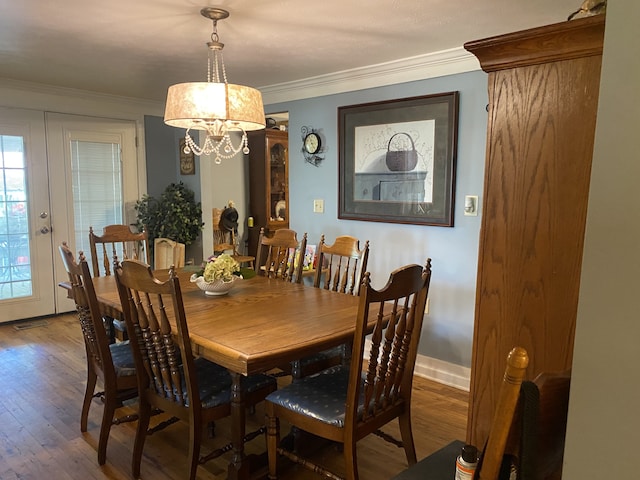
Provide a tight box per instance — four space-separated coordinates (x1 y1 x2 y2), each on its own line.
190 253 241 296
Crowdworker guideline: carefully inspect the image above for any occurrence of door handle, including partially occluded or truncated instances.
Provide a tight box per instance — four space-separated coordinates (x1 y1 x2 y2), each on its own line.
40 226 51 234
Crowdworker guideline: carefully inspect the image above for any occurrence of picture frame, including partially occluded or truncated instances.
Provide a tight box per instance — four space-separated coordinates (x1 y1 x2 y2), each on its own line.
179 137 196 175
338 92 459 226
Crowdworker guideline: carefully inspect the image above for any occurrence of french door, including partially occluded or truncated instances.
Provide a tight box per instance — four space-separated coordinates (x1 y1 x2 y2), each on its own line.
0 108 138 323
0 109 53 321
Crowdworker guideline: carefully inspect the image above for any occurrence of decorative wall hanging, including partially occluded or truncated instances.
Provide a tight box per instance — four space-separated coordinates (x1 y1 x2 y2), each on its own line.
179 137 196 175
338 92 459 226
301 126 325 167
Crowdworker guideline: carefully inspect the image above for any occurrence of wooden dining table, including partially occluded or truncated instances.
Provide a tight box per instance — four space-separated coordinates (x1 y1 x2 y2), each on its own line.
87 268 360 480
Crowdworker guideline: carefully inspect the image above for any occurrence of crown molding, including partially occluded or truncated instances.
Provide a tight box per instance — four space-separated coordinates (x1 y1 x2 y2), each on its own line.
0 78 165 117
259 47 481 105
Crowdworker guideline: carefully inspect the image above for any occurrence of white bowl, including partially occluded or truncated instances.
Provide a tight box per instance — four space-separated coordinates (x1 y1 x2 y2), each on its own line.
190 274 239 296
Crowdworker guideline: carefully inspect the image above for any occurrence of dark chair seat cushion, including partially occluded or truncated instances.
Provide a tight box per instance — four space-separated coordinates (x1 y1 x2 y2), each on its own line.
109 340 136 377
266 365 367 427
186 357 277 409
298 345 344 370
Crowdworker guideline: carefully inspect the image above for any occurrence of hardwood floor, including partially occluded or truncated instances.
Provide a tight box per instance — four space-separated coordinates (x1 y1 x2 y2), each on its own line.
0 314 468 479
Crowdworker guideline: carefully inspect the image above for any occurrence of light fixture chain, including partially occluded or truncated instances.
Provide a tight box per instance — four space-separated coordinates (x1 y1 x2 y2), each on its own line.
218 51 228 84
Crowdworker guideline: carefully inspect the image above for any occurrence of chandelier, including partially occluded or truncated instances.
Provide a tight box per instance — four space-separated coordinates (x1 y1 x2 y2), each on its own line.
164 7 265 164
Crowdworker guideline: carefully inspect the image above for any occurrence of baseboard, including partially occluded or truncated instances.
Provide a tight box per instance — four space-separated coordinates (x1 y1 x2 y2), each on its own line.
364 339 470 392
413 353 470 392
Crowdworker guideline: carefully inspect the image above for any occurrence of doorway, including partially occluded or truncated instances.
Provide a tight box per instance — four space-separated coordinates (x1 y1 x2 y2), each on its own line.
0 108 139 323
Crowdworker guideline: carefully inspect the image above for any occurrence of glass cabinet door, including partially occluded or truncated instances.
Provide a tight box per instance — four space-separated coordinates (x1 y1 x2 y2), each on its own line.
267 136 288 229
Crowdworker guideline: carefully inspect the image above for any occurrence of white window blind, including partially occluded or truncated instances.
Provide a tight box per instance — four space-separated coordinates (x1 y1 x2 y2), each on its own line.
71 140 123 263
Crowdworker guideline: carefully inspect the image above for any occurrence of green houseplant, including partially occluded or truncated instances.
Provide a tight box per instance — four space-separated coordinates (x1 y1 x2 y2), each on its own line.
135 182 204 256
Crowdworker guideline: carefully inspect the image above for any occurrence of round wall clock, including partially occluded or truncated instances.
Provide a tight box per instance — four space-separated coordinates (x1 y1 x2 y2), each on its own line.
303 132 321 155
301 126 325 167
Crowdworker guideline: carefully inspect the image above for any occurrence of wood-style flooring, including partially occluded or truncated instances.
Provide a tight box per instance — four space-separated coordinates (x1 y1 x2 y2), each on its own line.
0 313 468 479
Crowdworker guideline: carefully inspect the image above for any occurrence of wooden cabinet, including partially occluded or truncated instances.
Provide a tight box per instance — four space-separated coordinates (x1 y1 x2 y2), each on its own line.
464 15 605 448
247 129 289 258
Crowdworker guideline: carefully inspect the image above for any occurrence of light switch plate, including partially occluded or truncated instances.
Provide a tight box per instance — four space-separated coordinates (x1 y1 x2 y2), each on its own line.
464 195 478 216
313 199 324 213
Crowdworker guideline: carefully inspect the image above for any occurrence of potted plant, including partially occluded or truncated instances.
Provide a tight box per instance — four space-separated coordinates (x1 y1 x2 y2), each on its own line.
135 182 204 262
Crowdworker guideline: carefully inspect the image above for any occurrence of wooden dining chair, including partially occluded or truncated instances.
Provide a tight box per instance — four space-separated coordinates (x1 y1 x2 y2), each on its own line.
290 234 371 379
314 234 370 294
114 259 277 480
89 224 149 277
89 224 149 341
58 242 138 466
389 347 566 480
254 227 306 283
213 207 255 268
265 259 432 480
153 237 185 270
470 347 570 480
475 346 529 480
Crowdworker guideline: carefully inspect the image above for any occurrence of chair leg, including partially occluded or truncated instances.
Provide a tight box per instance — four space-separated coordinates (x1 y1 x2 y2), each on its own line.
343 441 358 480
398 411 417 465
132 400 151 479
187 420 203 480
266 410 280 479
81 366 97 432
97 392 117 465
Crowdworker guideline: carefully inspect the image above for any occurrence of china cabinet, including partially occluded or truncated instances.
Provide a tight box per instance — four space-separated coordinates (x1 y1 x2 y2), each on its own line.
464 15 605 449
247 129 289 258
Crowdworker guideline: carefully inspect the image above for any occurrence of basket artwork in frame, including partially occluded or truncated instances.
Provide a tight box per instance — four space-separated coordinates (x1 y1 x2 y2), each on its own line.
338 92 459 226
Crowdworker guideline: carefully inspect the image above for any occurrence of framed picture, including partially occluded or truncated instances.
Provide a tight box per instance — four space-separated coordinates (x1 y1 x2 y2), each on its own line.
338 92 459 226
179 137 196 175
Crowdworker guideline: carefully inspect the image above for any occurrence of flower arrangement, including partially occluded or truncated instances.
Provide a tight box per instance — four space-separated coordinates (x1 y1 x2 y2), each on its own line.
199 253 241 282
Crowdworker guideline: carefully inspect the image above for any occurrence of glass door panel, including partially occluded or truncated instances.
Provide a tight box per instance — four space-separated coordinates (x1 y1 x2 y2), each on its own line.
0 108 54 322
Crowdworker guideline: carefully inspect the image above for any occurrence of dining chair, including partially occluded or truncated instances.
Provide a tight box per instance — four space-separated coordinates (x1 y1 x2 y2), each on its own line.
89 224 150 341
265 259 432 480
290 234 370 380
254 227 306 282
153 237 185 270
475 346 529 480
476 366 571 480
114 259 277 480
89 224 149 277
390 347 567 480
58 242 138 466
213 207 255 268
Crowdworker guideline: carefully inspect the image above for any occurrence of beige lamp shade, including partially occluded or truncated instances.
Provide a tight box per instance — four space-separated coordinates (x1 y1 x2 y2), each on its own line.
164 82 265 132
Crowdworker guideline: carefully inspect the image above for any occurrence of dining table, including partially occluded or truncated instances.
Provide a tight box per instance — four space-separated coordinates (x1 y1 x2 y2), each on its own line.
85 268 361 480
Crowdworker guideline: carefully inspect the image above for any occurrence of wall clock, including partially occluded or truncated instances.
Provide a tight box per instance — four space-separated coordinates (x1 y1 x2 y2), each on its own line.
301 126 325 167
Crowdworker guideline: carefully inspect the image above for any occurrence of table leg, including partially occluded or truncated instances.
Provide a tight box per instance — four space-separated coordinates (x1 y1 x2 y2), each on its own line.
228 371 250 480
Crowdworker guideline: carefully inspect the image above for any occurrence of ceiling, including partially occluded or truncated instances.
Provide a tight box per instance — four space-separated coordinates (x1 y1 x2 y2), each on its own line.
0 0 582 103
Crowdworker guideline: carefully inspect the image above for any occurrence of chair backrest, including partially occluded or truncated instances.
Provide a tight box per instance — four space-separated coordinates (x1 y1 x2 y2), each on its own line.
504 369 571 480
313 234 369 295
89 224 149 277
212 207 236 254
154 237 185 270
255 227 306 283
58 242 116 384
114 259 199 412
476 347 530 480
347 259 431 437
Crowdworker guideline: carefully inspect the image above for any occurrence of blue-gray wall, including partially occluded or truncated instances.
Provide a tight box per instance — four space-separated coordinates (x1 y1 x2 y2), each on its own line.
266 70 488 368
143 115 203 264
